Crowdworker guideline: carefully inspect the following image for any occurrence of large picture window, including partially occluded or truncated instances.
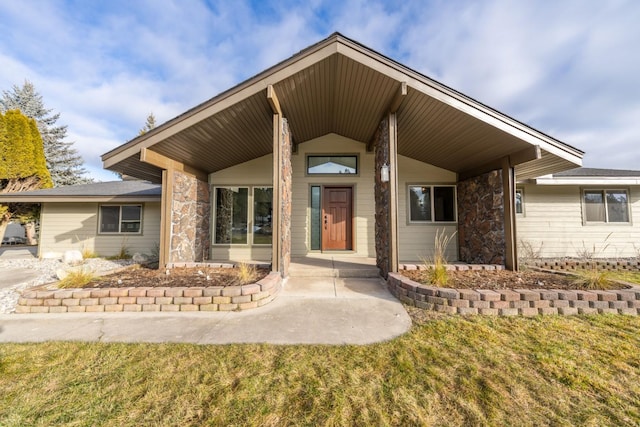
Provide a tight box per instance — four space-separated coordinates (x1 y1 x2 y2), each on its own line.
583 189 629 223
99 205 142 234
307 155 357 175
214 186 273 245
408 185 456 223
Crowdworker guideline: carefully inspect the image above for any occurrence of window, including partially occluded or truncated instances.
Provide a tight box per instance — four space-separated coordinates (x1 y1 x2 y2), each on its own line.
583 189 629 223
99 205 142 234
307 155 357 175
310 186 321 250
253 187 273 245
214 186 273 245
409 185 456 223
515 189 524 215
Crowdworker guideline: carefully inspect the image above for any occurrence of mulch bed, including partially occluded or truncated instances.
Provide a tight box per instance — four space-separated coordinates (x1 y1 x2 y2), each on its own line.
401 269 628 291
88 266 270 288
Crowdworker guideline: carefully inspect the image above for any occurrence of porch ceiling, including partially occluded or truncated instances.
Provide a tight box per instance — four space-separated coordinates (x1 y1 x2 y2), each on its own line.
102 33 583 183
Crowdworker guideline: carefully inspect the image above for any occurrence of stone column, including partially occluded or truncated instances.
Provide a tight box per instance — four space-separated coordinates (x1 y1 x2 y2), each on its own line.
373 117 391 277
457 170 506 265
169 171 211 263
279 118 292 276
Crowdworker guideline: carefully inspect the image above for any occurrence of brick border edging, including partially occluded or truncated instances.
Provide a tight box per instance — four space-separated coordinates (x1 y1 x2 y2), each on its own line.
387 273 640 316
15 272 282 314
529 260 640 272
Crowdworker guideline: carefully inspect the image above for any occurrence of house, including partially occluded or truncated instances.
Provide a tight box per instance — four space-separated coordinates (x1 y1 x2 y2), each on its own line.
96 32 584 276
0 180 161 258
517 167 640 259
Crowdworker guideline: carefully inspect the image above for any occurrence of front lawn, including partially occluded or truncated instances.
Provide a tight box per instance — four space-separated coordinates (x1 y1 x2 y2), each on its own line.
1 314 639 426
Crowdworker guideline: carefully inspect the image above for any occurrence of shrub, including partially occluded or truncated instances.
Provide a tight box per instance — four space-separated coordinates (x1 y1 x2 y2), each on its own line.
572 265 611 290
236 262 258 285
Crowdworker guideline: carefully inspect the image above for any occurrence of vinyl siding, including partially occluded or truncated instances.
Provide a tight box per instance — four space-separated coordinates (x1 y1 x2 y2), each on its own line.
291 134 375 256
209 155 273 261
38 202 161 257
397 155 458 262
516 184 640 258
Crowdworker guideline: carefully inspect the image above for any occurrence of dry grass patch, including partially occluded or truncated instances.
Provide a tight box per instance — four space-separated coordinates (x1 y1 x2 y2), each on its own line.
1 315 640 425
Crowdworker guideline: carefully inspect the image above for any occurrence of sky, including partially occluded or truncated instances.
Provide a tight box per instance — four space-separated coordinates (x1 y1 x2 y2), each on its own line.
0 0 638 182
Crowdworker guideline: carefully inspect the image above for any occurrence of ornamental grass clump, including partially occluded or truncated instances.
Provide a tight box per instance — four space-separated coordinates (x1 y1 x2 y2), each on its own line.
236 262 258 285
57 268 97 289
572 264 612 290
422 229 457 287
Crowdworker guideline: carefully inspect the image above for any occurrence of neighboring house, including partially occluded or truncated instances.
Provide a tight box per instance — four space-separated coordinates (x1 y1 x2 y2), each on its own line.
97 32 584 276
0 180 161 258
517 168 640 259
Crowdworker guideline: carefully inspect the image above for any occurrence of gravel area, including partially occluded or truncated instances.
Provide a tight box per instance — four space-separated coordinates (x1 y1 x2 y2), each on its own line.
0 258 135 314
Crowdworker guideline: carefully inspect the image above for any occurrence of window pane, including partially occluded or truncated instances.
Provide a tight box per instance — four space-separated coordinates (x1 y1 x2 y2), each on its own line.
606 190 629 222
307 156 357 174
121 205 141 221
100 206 120 233
409 186 431 221
253 187 273 244
120 221 141 233
310 186 321 250
215 188 248 244
584 190 605 222
434 186 456 222
515 190 523 214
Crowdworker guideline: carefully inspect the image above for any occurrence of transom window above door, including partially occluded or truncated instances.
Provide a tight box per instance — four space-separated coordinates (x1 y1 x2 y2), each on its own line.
307 155 358 175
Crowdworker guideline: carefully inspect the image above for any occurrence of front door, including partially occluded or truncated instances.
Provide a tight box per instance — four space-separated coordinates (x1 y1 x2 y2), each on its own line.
322 187 353 250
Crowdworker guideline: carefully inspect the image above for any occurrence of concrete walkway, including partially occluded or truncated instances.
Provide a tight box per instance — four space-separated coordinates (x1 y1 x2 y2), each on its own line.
0 268 40 290
0 276 412 345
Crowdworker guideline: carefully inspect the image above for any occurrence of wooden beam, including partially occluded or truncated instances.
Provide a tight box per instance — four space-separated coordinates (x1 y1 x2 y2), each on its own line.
388 81 408 113
267 85 282 115
509 145 541 166
367 81 407 152
140 148 208 182
458 145 542 181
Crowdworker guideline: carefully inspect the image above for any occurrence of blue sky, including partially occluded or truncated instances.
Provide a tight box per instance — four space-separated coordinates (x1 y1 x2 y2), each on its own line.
1 0 638 182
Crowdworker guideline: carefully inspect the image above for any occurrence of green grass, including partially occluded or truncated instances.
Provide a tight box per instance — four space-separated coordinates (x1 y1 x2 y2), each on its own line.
608 271 640 284
1 314 640 426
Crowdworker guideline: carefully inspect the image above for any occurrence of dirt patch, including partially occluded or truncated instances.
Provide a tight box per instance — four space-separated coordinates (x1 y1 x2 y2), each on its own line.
88 265 270 288
401 269 627 291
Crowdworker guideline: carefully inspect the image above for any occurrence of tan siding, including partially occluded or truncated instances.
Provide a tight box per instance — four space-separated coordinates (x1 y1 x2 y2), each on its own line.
291 133 375 256
39 202 161 257
517 185 640 258
210 155 273 261
397 155 458 262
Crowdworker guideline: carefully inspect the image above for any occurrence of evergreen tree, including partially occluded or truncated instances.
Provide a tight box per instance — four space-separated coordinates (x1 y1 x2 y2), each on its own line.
0 110 52 243
0 81 89 186
139 112 157 135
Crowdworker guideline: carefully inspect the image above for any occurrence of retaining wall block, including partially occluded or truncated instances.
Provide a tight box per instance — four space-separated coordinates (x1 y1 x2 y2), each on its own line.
457 289 481 301
537 307 558 316
478 308 499 315
577 307 599 315
519 307 539 317
498 290 520 301
437 288 459 299
477 290 501 301
558 307 578 315
457 307 478 315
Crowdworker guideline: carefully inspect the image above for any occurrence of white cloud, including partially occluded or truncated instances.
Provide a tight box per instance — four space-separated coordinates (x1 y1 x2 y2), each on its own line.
0 0 639 181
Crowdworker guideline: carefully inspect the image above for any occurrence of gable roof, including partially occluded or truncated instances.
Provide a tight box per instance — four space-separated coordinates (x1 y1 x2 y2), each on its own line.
102 32 583 182
0 180 161 203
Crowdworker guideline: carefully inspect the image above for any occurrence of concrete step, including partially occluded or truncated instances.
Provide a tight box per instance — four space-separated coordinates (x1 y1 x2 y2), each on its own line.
288 267 381 278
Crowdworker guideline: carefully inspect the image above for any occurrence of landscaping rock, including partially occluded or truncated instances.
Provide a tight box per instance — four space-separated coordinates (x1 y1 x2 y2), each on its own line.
63 250 83 265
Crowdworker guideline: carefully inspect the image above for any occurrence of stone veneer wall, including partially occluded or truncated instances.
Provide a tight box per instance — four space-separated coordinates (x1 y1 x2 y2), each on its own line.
387 273 640 316
373 117 390 277
279 118 292 276
17 272 282 313
457 170 506 265
170 171 211 263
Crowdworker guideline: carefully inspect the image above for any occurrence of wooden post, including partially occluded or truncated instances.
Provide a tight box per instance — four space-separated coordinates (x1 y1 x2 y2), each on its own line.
389 113 399 273
502 157 518 271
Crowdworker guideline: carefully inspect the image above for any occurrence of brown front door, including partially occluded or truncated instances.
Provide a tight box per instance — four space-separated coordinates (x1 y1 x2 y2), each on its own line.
322 187 353 250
